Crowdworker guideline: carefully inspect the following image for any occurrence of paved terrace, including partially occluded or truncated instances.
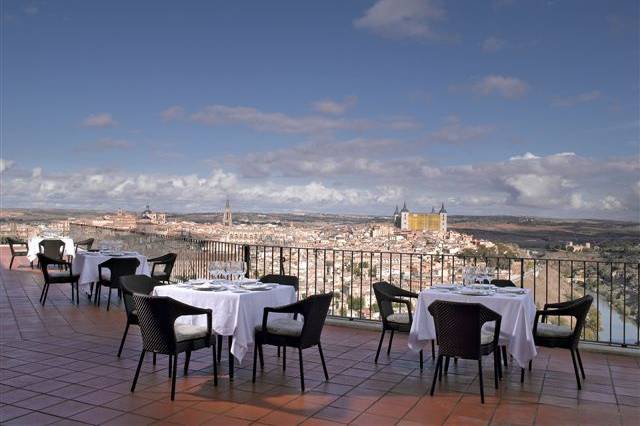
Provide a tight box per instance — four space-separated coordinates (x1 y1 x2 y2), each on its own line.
1 248 638 426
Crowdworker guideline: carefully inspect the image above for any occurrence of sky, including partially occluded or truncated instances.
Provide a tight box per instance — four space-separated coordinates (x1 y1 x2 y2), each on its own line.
1 0 639 220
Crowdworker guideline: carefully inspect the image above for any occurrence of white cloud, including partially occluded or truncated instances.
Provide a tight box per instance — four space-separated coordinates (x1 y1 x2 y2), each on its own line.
31 167 42 178
0 158 15 173
429 115 494 143
161 105 185 121
551 90 602 107
481 36 506 53
82 113 117 128
509 152 540 161
190 105 372 134
312 96 357 115
473 75 529 98
601 196 623 210
353 0 446 40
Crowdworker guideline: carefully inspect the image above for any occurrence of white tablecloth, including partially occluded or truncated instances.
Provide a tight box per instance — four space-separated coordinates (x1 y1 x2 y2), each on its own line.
72 252 150 285
408 288 537 368
153 282 296 363
27 237 75 262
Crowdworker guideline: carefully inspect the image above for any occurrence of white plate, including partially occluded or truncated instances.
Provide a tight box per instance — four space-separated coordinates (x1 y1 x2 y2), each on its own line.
497 287 526 294
432 284 457 290
458 289 493 296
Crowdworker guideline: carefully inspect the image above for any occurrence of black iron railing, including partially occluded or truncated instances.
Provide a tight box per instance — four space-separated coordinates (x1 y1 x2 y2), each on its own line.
68 223 639 348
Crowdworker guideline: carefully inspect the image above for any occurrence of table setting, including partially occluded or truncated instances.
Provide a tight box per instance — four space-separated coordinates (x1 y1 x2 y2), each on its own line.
27 236 76 262
73 249 150 285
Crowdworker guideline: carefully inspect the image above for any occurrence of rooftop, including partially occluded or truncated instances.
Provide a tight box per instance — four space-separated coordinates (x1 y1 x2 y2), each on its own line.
1 248 639 425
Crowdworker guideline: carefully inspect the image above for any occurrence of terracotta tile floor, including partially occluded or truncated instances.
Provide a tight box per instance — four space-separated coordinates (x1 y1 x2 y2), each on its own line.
1 249 639 425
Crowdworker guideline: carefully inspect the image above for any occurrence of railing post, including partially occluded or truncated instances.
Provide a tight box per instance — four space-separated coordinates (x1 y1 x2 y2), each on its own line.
279 246 285 275
520 259 524 288
243 245 251 278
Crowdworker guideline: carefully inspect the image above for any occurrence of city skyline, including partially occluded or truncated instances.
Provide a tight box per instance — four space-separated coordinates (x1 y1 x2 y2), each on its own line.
1 0 638 220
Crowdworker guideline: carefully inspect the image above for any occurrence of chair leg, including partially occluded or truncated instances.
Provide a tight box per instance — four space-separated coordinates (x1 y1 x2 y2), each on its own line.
497 349 503 379
521 368 525 383
575 348 586 379
419 350 424 371
283 345 287 371
184 351 191 375
107 287 112 311
217 335 223 362
570 348 582 390
431 340 436 360
493 352 499 389
387 330 395 355
258 344 264 369
70 282 74 303
9 256 14 270
501 346 508 367
374 329 386 363
298 347 305 392
212 342 218 386
252 343 258 383
170 353 178 400
277 346 281 357
168 355 173 377
444 356 450 375
41 283 50 306
131 350 146 393
228 336 234 380
528 359 532 371
75 282 80 305
318 343 329 381
478 359 485 404
39 282 47 303
430 355 442 396
117 323 130 357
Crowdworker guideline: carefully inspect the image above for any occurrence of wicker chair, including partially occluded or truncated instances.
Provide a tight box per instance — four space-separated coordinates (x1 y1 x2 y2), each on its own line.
428 300 502 403
259 274 299 291
118 275 158 357
373 281 434 368
7 237 30 269
39 239 65 262
523 295 593 389
148 253 177 284
491 279 516 288
37 253 80 306
95 257 140 310
252 293 333 392
74 238 95 252
131 294 217 400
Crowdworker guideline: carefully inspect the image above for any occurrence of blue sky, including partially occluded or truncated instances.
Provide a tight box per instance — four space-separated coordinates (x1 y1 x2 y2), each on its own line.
1 0 638 220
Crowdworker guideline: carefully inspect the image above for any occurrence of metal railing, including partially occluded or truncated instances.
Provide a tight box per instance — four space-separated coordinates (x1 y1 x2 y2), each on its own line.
69 223 639 348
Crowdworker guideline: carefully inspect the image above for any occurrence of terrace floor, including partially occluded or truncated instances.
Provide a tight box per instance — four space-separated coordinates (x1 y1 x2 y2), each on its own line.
1 248 639 426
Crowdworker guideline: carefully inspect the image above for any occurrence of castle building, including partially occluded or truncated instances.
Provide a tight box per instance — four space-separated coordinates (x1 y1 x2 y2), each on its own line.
222 199 233 227
394 202 447 233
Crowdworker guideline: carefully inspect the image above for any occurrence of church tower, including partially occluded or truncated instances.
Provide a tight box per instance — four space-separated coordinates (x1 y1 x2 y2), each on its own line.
438 202 448 233
223 199 232 227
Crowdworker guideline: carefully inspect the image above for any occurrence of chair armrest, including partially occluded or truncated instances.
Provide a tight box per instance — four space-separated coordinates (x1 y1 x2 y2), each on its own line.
260 301 304 333
534 307 578 334
148 255 164 262
389 298 413 323
392 287 419 299
543 300 576 310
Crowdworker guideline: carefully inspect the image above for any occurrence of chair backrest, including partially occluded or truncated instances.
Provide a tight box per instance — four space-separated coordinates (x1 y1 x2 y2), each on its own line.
120 275 158 318
37 253 63 283
133 294 180 354
151 253 177 276
567 295 594 343
491 279 516 288
75 238 94 251
428 300 501 359
99 257 140 287
259 274 299 291
39 239 65 260
298 293 333 348
7 237 26 255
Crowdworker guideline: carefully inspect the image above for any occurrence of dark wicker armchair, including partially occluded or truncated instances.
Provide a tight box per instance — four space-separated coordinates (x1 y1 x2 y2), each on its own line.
259 274 299 291
131 294 217 400
428 300 502 403
491 279 516 288
37 253 80 306
74 238 95 252
373 281 434 368
39 239 65 262
7 237 30 269
118 275 158 357
524 295 593 389
95 257 140 310
148 253 177 284
252 293 332 392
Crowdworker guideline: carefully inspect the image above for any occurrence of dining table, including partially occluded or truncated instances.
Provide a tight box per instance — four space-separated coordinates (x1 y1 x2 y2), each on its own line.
72 250 150 286
153 279 296 378
27 236 75 262
408 284 537 368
